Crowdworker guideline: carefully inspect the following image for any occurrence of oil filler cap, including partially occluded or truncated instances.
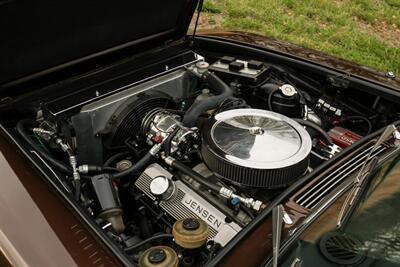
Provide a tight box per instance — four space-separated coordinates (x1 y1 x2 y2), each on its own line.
149 176 175 200
139 246 178 267
173 218 209 249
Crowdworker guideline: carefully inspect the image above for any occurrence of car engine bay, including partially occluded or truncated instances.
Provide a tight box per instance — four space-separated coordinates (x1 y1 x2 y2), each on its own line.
6 50 400 266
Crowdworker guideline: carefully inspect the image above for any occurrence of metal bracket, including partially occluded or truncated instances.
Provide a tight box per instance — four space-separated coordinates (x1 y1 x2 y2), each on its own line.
327 73 351 88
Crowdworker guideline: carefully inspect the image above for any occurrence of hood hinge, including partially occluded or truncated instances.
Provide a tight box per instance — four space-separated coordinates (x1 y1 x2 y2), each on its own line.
327 73 351 88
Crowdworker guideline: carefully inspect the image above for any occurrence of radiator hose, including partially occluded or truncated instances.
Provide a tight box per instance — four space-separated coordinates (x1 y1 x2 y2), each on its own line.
182 71 233 127
293 118 333 145
111 143 162 180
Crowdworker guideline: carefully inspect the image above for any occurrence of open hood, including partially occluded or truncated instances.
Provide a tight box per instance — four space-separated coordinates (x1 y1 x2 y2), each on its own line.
0 0 198 89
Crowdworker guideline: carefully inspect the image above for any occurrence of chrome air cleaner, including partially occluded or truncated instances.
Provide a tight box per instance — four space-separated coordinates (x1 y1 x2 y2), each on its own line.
201 109 312 188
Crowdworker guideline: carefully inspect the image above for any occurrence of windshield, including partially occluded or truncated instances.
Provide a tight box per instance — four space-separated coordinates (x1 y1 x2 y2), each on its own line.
281 152 400 267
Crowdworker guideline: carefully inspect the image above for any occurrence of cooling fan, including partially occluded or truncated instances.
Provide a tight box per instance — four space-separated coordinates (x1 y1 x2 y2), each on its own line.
102 91 176 148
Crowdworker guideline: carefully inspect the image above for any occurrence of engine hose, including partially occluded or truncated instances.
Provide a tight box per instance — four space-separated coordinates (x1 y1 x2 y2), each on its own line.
111 152 154 180
16 120 73 174
17 120 110 178
293 118 333 145
267 87 280 111
182 71 233 127
124 234 173 252
103 151 130 167
74 179 81 201
102 166 119 172
164 127 180 157
165 157 221 193
340 115 372 135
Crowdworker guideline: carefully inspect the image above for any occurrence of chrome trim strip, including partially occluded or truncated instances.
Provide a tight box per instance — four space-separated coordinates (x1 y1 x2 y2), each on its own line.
296 147 372 204
296 145 386 209
306 147 385 209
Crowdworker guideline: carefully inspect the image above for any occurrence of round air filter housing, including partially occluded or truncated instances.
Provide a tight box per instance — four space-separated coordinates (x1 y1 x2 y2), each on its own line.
201 109 312 188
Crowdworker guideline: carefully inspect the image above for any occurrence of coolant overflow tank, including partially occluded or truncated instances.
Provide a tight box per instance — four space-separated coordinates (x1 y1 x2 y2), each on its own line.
139 246 178 267
173 218 209 249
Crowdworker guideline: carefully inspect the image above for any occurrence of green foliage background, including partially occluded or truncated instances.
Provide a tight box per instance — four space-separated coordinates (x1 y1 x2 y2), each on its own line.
200 0 400 74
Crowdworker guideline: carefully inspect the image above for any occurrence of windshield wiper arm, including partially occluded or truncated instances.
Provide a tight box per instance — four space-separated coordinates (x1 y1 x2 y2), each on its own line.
337 124 399 228
336 156 378 228
272 205 284 267
271 204 294 267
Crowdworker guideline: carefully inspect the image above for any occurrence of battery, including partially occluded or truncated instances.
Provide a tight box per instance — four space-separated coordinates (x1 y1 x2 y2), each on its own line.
328 126 362 148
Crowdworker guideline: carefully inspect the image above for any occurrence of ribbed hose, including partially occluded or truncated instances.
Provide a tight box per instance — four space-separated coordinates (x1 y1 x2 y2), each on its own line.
182 71 233 127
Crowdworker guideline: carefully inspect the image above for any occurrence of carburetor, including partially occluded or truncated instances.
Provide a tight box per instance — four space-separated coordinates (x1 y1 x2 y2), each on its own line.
141 108 199 159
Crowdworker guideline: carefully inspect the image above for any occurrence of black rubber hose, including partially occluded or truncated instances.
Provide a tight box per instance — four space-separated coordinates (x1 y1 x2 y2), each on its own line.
293 118 333 145
340 115 372 135
164 127 180 157
182 71 233 127
103 151 129 167
124 234 173 252
102 166 119 172
74 179 81 201
17 120 110 177
268 87 280 111
16 120 73 174
168 158 221 193
254 83 280 111
241 205 256 220
111 152 153 180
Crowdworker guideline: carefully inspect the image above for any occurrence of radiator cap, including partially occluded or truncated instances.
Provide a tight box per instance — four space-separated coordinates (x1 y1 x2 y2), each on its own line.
139 246 178 267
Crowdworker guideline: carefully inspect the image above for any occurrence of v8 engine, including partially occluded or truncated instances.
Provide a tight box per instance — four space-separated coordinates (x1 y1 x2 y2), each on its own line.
15 53 394 266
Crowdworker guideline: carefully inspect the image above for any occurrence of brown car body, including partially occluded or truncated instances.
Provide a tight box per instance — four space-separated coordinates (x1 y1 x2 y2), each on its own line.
198 31 400 91
0 130 122 266
0 31 398 266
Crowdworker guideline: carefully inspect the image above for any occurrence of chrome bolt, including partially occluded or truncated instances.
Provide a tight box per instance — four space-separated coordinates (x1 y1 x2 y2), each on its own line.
386 71 396 79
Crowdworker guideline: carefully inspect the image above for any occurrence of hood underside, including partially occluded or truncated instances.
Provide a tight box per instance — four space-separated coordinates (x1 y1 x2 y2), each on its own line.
0 0 198 89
